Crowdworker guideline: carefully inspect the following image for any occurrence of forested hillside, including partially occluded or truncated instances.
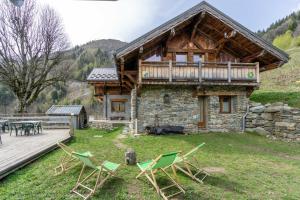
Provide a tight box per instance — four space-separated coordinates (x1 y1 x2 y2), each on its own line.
251 10 300 107
2 9 300 113
0 39 126 114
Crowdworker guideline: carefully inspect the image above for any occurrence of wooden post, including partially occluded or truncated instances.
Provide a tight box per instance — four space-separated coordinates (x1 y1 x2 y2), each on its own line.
138 59 142 84
169 60 172 82
228 61 231 83
69 113 75 137
135 118 138 135
256 62 260 83
198 61 202 83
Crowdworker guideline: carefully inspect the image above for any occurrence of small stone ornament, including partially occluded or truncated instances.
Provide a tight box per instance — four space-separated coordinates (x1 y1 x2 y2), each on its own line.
125 148 136 165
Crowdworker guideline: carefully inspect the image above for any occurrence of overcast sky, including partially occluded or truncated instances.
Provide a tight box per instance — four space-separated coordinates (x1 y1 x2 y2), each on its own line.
35 0 300 46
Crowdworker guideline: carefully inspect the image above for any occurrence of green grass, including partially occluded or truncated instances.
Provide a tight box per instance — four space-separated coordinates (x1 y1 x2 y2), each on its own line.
1 128 300 199
250 90 300 107
251 45 300 107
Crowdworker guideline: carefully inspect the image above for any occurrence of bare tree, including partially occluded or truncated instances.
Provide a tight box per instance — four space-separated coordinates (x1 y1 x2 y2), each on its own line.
0 0 69 113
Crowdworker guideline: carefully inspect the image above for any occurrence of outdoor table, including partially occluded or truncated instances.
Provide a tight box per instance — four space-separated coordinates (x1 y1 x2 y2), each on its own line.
10 121 42 136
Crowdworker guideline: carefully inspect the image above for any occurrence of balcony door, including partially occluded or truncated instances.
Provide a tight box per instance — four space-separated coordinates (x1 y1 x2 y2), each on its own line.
198 96 206 128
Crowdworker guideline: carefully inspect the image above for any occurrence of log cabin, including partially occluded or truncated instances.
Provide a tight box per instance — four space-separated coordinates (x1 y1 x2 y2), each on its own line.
87 1 289 133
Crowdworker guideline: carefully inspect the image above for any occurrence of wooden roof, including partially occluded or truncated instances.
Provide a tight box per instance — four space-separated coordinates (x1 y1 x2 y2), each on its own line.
115 1 289 70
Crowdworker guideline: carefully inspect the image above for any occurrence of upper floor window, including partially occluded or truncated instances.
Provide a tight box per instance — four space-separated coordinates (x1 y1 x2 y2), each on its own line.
219 96 231 113
145 54 161 62
193 54 202 63
176 53 187 63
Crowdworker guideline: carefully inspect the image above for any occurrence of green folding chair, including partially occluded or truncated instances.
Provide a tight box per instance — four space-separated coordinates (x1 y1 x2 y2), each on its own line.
71 152 120 200
136 152 185 200
54 142 89 175
174 143 209 183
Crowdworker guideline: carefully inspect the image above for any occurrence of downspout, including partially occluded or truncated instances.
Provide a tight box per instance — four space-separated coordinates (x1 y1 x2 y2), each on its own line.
242 105 250 132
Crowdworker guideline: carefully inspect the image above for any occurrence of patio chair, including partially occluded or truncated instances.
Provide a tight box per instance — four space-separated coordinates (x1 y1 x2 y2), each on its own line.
10 123 23 136
136 152 185 200
173 143 209 183
71 152 120 200
54 142 87 175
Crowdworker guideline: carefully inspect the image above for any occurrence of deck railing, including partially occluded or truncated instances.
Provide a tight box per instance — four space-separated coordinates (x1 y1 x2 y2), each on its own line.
139 61 259 84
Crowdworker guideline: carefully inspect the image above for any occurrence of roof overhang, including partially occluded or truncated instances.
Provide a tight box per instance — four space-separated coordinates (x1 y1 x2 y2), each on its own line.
115 1 288 68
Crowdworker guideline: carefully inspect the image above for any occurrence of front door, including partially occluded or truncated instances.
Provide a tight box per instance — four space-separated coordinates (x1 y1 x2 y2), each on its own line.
198 96 206 128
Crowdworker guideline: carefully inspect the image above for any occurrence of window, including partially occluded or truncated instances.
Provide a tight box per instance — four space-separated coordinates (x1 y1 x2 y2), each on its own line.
193 54 202 63
219 96 231 113
145 54 161 62
163 94 170 104
111 100 126 113
176 53 187 63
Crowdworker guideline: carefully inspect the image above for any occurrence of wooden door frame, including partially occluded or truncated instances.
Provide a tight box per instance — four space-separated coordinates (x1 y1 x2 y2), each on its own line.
198 96 207 128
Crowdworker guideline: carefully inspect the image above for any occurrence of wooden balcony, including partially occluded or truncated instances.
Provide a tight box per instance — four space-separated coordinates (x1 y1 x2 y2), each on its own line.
138 61 260 86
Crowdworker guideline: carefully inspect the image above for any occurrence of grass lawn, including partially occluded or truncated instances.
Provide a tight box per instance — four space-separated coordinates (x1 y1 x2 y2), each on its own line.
250 90 300 108
0 128 300 200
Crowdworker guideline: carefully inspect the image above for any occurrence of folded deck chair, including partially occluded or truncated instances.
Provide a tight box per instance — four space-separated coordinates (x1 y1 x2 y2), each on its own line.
174 143 209 183
54 142 89 175
71 152 120 200
136 152 185 200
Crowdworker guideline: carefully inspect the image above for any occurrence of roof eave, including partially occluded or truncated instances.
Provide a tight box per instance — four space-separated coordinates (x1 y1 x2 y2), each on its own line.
115 1 289 63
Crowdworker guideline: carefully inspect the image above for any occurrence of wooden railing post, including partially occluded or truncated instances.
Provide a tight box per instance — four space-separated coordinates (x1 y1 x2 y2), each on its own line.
69 113 75 137
138 59 142 84
198 61 202 83
256 62 260 83
169 60 172 82
228 61 231 83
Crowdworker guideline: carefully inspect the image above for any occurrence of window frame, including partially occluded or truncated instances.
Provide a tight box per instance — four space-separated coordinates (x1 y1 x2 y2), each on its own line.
111 99 127 113
193 53 202 64
175 53 188 63
219 96 231 114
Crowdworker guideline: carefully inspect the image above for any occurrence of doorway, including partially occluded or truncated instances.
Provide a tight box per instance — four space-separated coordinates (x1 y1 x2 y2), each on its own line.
198 96 206 128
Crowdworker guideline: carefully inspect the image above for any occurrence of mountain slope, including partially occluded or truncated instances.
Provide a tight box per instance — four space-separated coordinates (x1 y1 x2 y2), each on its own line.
252 11 300 107
258 11 300 42
0 39 127 114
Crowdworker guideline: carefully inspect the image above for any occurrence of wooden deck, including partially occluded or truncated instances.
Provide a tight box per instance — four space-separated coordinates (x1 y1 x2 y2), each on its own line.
139 61 260 85
0 129 71 179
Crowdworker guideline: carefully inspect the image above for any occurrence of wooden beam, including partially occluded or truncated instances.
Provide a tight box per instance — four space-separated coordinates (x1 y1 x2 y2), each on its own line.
190 11 206 41
192 39 205 51
167 48 215 53
120 57 125 81
261 61 283 71
241 50 266 62
215 31 237 56
202 24 254 55
196 29 242 58
139 46 144 54
123 80 133 89
124 73 136 84
163 27 176 56
215 38 226 56
197 90 245 96
122 83 131 91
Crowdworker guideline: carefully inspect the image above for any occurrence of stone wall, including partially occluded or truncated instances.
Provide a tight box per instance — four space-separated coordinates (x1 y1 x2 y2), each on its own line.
137 85 249 133
246 102 300 141
137 86 200 133
206 94 248 132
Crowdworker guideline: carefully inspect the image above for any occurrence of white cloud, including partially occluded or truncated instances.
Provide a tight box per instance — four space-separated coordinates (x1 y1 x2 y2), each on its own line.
38 0 161 46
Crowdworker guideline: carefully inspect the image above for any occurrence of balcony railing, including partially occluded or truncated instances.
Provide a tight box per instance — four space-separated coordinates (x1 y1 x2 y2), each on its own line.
139 61 259 85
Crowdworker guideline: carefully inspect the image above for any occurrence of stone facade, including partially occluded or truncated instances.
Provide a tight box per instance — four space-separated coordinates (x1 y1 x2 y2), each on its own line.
206 94 248 132
246 102 300 141
136 85 249 133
